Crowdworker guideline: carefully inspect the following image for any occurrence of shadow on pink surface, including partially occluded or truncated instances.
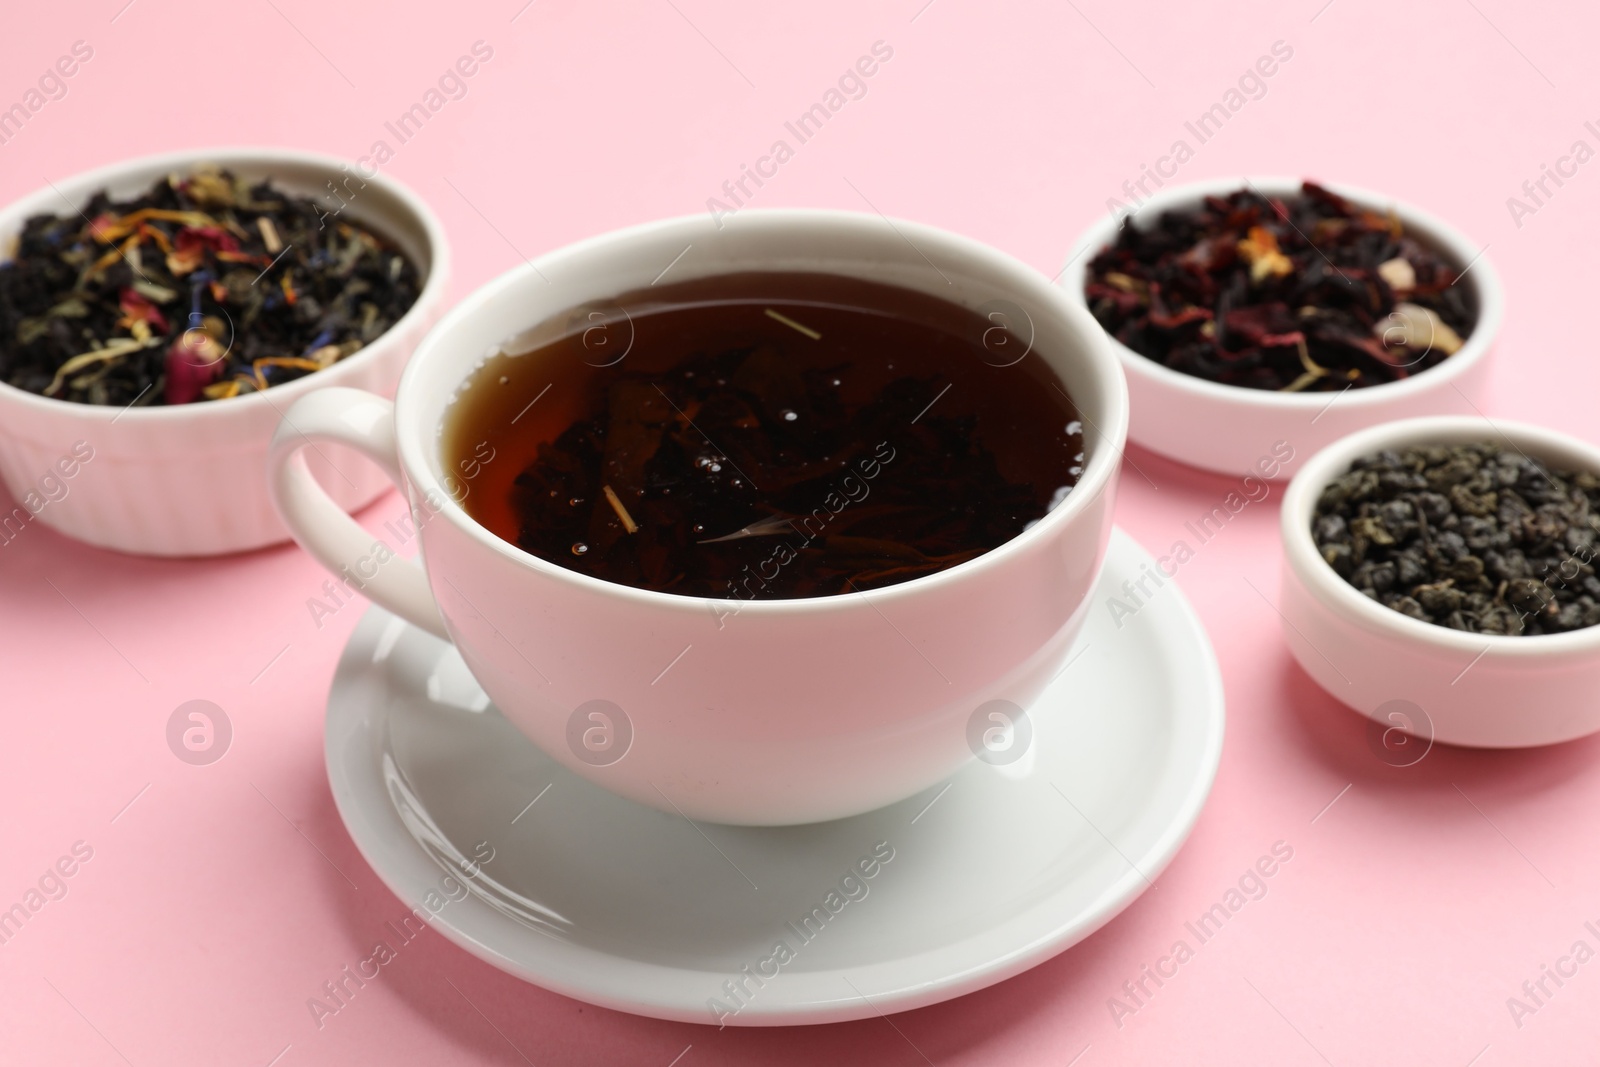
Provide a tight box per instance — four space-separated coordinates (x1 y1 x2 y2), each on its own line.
1274 651 1600 802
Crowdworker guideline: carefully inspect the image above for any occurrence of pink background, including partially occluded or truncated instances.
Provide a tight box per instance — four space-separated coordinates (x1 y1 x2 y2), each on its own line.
3 0 1598 1063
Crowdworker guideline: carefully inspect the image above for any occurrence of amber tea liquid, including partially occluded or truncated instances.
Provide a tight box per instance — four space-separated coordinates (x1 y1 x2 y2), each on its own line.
442 272 1085 599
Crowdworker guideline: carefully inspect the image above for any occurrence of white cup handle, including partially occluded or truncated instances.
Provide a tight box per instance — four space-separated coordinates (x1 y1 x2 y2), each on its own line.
267 386 449 639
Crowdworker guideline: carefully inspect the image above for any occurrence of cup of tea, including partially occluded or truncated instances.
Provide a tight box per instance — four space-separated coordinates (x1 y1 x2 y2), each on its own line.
268 209 1128 825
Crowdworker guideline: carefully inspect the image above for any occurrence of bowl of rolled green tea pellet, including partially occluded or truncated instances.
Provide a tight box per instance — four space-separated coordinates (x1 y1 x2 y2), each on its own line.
1279 417 1600 748
0 148 450 556
1316 443 1600 635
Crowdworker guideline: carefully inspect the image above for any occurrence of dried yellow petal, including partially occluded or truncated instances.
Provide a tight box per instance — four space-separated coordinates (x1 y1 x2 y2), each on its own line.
1237 226 1293 283
1377 257 1415 293
1379 302 1464 356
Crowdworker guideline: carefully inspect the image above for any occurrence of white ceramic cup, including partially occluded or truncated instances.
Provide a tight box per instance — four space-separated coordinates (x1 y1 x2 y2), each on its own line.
269 209 1128 825
1059 177 1502 479
0 147 450 556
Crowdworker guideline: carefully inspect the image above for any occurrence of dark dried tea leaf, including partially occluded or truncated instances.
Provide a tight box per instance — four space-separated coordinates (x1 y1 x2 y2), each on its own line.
1086 181 1478 392
0 166 422 407
1314 442 1600 635
444 272 1086 599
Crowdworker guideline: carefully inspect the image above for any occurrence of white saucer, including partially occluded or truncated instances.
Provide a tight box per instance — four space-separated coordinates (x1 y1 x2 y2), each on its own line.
324 528 1225 1026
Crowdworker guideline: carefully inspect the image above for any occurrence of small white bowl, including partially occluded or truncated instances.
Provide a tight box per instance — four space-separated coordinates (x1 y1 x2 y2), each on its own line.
1059 177 1503 479
0 147 450 556
1280 416 1600 748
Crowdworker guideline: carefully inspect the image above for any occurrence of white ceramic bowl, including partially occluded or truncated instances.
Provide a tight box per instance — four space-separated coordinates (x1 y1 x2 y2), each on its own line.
1280 416 1600 748
0 147 449 556
1058 177 1503 479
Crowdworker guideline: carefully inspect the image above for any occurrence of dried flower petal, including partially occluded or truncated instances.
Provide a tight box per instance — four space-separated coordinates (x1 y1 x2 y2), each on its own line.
118 289 170 333
90 208 216 244
164 331 227 404
86 213 120 243
1380 302 1464 356
1237 226 1294 282
1377 256 1415 293
1147 306 1212 329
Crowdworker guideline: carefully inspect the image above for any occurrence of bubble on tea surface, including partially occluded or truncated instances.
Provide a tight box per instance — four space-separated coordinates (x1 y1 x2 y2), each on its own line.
1365 699 1433 768
966 699 1032 766
166 699 232 766
567 699 633 767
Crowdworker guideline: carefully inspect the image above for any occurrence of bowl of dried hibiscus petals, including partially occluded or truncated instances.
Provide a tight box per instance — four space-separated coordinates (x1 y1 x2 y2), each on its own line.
1060 178 1502 479
0 147 449 555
